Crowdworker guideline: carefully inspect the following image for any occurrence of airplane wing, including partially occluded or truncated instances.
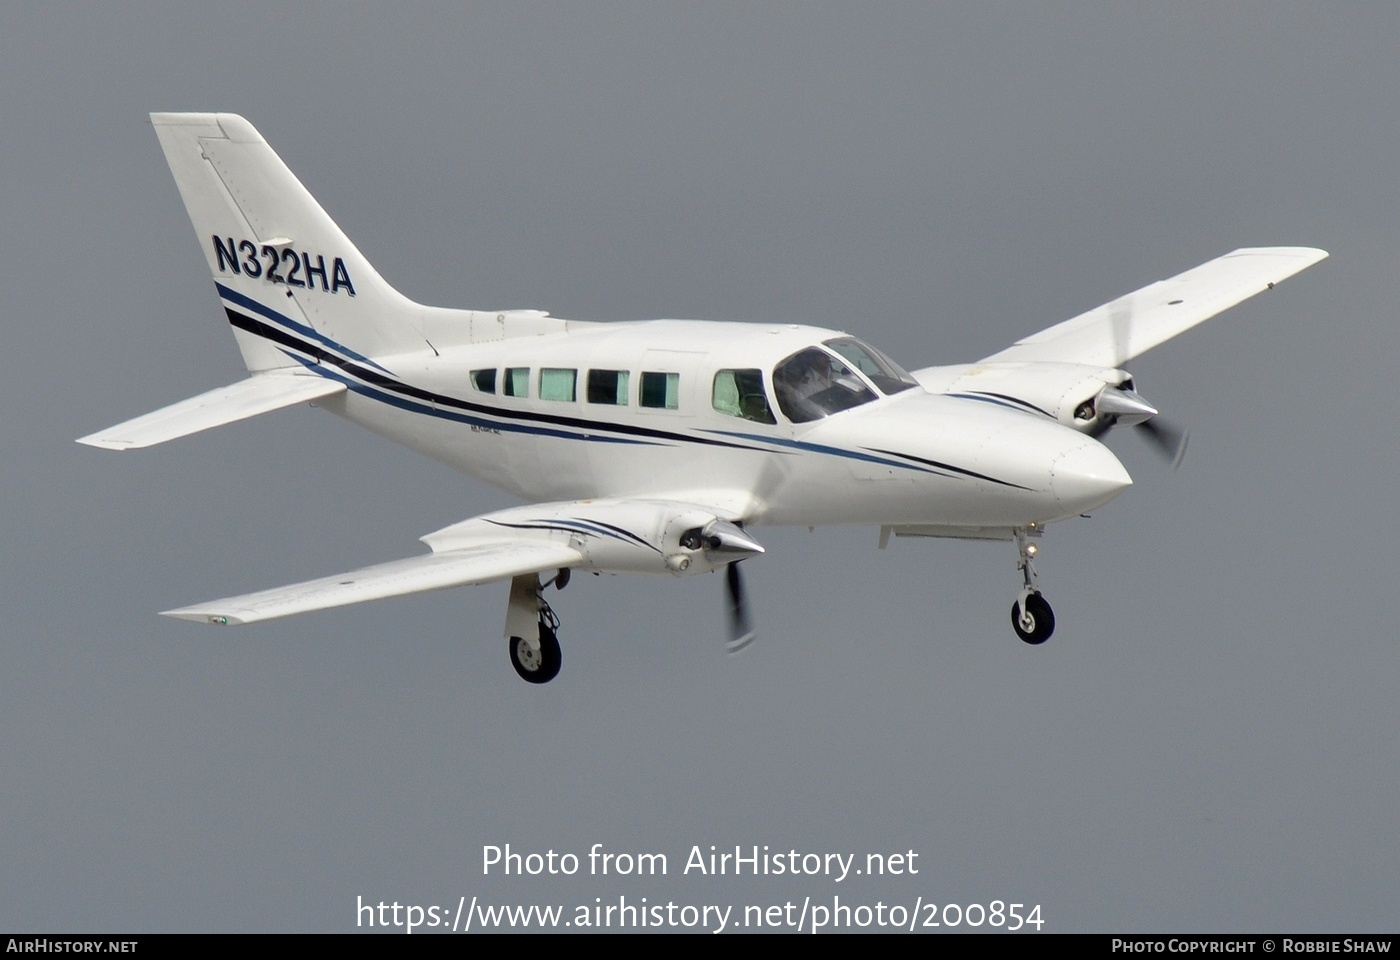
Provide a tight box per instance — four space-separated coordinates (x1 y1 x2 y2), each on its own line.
161 540 582 625
78 373 346 450
157 497 759 627
983 247 1328 367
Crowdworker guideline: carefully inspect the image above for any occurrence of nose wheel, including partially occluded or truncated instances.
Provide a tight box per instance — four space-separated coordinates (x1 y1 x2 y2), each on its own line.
1011 526 1054 645
1012 592 1054 644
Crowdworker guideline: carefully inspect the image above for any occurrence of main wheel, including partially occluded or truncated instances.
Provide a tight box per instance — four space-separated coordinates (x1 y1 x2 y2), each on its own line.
1011 593 1055 645
510 621 562 683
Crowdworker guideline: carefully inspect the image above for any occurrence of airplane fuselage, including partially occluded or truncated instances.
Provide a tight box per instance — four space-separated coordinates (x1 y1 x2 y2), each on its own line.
310 317 1133 530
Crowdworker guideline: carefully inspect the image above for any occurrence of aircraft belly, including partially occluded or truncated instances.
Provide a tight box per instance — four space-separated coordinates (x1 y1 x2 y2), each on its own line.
332 392 518 492
589 432 750 502
771 396 1120 528
534 432 593 501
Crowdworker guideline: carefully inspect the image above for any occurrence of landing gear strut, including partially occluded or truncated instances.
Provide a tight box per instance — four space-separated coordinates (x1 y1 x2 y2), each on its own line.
506 572 564 684
1011 526 1054 645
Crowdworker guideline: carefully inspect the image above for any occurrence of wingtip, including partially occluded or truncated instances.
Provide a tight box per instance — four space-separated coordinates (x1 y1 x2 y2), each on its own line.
1229 245 1329 262
160 607 244 626
76 436 134 451
1292 245 1329 263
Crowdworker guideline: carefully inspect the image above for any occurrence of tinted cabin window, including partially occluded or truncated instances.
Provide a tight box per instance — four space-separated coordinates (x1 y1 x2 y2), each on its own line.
470 368 496 394
587 369 629 405
712 369 776 424
503 367 530 398
539 368 577 402
639 371 679 409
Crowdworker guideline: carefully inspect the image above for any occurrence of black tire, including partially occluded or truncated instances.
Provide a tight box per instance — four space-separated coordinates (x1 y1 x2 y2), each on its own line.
1011 593 1055 645
510 622 562 683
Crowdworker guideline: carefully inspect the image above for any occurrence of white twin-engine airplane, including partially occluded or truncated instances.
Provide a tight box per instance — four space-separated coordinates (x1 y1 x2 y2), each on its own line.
81 113 1326 683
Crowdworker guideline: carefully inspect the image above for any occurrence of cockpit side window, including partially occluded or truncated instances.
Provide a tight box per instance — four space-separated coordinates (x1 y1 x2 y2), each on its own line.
470 368 497 394
712 369 776 424
823 337 918 395
772 347 876 423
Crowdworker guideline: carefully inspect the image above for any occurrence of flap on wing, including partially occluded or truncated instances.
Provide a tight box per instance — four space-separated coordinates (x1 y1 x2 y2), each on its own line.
78 374 346 450
161 540 581 625
985 247 1328 367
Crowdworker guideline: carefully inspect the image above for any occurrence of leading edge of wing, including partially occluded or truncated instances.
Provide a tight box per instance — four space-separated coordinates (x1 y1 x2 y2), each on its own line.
984 247 1328 367
161 541 581 625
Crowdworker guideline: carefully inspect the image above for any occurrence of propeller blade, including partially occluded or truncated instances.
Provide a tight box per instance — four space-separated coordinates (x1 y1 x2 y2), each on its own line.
1137 418 1189 469
725 561 755 654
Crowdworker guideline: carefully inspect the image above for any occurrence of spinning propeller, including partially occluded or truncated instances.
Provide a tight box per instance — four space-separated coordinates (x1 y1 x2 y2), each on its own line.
1103 297 1190 469
1136 417 1189 468
691 518 763 654
725 561 755 653
1095 384 1189 469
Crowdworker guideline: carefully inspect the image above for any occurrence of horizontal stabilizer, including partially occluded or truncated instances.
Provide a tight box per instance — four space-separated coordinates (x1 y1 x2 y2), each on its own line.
77 375 345 450
986 247 1328 367
160 541 581 625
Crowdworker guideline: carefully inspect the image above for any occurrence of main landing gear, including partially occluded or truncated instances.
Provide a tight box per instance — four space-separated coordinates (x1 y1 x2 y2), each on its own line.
1011 526 1054 645
506 570 567 684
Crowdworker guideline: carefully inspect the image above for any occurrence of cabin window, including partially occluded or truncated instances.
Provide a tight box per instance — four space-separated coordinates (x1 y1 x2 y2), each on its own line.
773 348 876 423
712 369 775 424
539 368 577 402
587 369 629 405
470 368 496 394
503 367 530 398
639 371 679 409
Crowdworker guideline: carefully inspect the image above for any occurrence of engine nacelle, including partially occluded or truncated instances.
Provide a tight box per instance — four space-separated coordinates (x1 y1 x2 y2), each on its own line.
422 499 763 578
913 361 1143 434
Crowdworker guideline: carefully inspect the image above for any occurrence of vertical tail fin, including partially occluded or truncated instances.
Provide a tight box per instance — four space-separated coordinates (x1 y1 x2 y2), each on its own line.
152 113 424 370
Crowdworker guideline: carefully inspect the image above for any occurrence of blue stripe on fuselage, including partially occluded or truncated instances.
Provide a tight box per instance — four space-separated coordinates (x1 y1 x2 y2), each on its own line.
701 429 940 475
220 285 1003 481
216 282 391 373
284 352 659 445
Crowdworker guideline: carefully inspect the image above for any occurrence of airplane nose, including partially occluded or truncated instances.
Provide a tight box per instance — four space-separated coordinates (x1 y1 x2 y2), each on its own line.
1050 438 1132 512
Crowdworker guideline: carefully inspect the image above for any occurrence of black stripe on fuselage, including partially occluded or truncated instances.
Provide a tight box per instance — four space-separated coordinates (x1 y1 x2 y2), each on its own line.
864 447 1032 490
951 391 1054 419
223 293 1024 491
224 306 772 452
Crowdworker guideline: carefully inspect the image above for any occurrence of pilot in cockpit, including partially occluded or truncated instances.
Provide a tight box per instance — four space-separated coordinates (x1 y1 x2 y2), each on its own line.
774 347 873 423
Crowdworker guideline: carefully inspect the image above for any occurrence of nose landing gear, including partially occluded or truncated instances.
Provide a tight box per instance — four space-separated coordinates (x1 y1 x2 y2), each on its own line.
1011 526 1054 645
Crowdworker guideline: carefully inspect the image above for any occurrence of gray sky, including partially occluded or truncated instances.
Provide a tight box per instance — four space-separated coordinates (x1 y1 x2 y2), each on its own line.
3 2 1394 933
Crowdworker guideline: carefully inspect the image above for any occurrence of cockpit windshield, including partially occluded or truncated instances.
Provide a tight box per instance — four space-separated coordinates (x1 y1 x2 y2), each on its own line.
822 337 918 396
773 347 877 423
